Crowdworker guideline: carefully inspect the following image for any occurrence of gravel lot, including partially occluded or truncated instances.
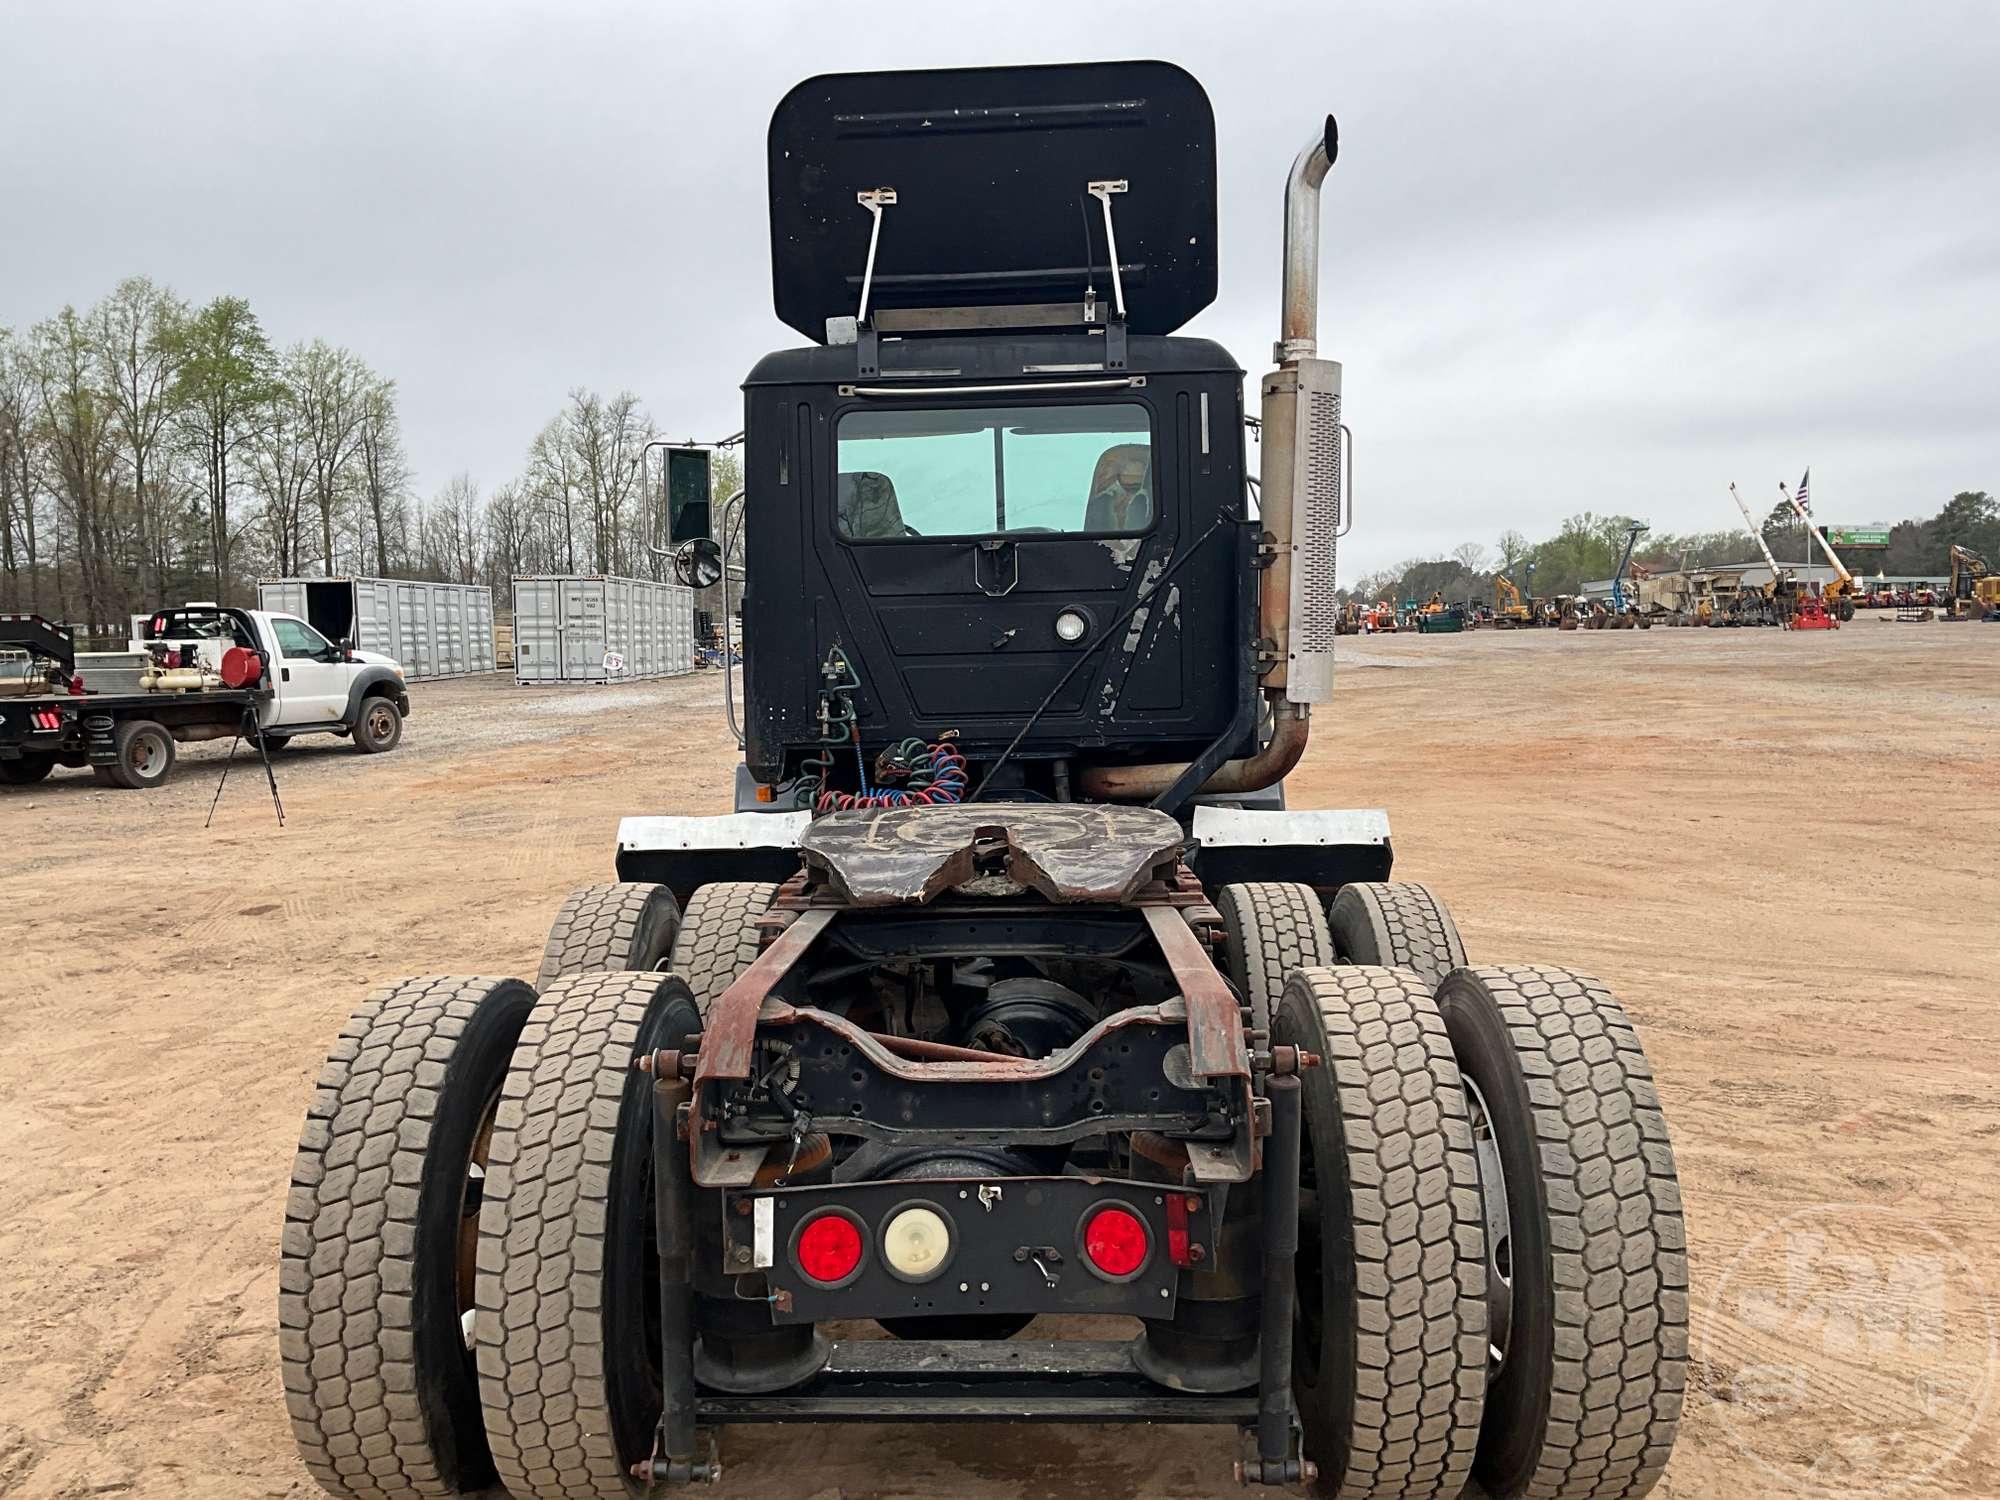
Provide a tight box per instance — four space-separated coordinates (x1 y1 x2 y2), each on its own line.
2 623 1995 1498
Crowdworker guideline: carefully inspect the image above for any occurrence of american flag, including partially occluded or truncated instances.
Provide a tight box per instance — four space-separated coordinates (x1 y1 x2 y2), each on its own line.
1794 467 1811 514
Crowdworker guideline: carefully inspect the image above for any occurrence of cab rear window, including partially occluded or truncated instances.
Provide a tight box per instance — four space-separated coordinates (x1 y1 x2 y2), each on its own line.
835 403 1153 541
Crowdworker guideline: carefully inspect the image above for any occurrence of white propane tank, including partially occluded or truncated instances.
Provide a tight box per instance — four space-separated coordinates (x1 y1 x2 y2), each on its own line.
142 666 222 692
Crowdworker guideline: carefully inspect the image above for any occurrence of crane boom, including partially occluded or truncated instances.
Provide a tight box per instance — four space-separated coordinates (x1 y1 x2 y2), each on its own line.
1729 483 1785 577
1781 480 1853 586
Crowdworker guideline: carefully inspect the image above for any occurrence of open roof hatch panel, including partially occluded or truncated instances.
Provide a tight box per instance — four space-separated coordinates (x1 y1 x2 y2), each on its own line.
767 61 1217 344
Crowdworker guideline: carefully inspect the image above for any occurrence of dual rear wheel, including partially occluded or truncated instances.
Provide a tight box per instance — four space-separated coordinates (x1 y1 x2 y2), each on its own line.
1219 881 1686 1497
285 880 1683 1499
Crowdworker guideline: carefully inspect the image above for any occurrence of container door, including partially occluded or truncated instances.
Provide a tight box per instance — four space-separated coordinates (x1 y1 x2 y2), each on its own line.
356 581 396 660
634 582 658 678
513 579 562 682
561 579 607 681
470 589 494 672
668 583 692 676
259 581 307 621
397 582 435 680
437 586 465 677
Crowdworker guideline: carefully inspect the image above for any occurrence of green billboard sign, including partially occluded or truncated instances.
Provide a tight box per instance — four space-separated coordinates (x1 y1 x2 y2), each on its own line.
1825 527 1890 548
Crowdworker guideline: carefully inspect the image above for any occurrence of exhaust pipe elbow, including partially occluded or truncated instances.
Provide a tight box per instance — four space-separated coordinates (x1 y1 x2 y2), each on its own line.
1075 700 1309 802
1278 116 1339 363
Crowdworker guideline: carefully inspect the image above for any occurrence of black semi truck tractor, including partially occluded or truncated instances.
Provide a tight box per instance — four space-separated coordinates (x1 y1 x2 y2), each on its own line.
281 61 1685 1498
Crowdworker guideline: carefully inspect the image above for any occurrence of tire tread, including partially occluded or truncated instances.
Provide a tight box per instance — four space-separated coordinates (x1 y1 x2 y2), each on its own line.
279 975 525 1500
1457 963 1687 1499
1283 965 1487 1498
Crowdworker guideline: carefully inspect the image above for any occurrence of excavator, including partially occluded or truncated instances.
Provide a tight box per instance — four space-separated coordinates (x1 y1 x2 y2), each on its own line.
1944 544 1999 622
1779 478 1857 624
1493 570 1534 628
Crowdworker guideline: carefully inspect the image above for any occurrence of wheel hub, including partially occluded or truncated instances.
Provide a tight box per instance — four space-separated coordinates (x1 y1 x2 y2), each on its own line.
1463 1075 1513 1371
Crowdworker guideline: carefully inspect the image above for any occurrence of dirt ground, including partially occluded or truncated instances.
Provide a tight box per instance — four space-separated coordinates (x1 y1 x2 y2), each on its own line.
2 620 1996 1499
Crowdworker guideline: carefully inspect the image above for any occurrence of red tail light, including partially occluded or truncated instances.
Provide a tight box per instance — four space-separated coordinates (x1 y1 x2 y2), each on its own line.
795 1211 865 1285
1082 1205 1150 1279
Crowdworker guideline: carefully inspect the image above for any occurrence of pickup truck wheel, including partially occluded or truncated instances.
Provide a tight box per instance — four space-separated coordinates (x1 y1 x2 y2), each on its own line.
1 754 55 785
668 881 778 1012
280 974 536 1500
352 695 403 754
1273 966 1488 1498
537 882 682 989
97 719 176 789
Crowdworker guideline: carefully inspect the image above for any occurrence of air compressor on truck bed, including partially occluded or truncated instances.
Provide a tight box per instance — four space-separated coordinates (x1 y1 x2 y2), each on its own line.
0 605 408 789
280 61 1687 1499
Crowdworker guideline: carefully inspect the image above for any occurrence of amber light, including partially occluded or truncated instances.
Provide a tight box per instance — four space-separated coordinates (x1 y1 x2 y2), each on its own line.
1082 1205 1149 1278
795 1213 864 1284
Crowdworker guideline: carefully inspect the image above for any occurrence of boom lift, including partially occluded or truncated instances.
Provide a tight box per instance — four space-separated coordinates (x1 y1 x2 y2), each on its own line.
277 62 1687 1500
1727 482 1792 626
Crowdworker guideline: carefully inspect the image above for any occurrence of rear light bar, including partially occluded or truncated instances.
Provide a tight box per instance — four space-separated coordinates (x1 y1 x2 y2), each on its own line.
30 709 65 731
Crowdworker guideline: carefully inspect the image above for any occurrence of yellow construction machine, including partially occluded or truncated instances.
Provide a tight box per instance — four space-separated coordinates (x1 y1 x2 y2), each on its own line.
1944 545 1997 622
1493 573 1534 628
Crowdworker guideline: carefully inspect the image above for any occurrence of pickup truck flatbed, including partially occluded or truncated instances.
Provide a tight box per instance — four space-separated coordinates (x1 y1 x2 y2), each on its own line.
1 605 409 789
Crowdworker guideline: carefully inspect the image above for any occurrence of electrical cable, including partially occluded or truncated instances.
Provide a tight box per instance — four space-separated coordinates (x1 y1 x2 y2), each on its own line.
968 515 1231 801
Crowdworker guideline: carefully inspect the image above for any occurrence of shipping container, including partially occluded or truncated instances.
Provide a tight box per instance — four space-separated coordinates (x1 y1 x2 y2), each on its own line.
511 575 695 685
257 578 497 681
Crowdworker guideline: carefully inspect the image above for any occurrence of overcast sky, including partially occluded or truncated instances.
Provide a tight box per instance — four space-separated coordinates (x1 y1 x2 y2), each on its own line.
5 0 1995 576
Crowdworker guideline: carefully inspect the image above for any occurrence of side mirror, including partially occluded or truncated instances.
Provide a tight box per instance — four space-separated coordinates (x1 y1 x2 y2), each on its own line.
665 447 713 544
673 537 724 589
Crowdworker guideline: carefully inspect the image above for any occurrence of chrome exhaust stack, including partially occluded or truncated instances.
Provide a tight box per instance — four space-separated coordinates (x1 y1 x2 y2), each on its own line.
1079 116 1343 803
1278 117 1339 364
1260 115 1344 710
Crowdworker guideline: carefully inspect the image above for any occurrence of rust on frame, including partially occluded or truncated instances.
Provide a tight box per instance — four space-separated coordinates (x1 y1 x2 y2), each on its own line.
695 908 835 1084
1141 905 1246 1079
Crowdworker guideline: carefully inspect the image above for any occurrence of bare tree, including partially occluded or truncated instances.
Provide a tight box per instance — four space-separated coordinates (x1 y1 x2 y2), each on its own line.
483 479 530 587
247 360 314 576
354 379 408 576
0 328 45 609
421 472 483 583
525 418 583 572
563 389 654 573
1495 528 1527 577
1452 542 1489 575
292 341 379 574
32 308 124 631
92 277 188 601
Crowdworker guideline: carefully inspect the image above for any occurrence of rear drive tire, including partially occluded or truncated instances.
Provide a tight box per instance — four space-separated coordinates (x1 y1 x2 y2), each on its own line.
280 975 536 1499
352 694 403 754
97 718 175 789
1329 882 1469 987
1273 966 1487 1499
0 754 54 785
475 971 704 1500
1435 965 1687 1499
1216 881 1335 1034
668 881 777 1012
537 882 683 990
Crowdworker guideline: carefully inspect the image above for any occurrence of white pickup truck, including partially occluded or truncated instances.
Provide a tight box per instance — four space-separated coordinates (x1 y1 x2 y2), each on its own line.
0 604 410 789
